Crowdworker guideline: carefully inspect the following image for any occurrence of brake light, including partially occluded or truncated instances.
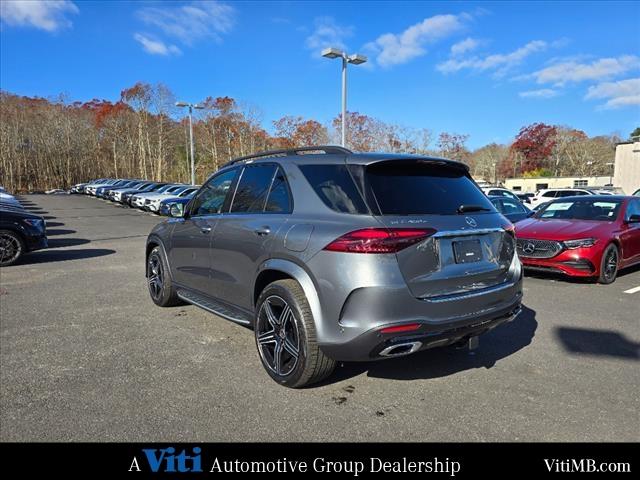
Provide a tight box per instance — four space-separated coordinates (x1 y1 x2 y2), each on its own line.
380 323 421 334
324 228 435 253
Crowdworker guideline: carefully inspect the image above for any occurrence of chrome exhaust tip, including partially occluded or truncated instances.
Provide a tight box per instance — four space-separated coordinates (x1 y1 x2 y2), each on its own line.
379 341 422 357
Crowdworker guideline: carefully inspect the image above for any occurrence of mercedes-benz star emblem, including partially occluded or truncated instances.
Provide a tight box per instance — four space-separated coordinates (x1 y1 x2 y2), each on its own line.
465 216 477 227
522 242 536 255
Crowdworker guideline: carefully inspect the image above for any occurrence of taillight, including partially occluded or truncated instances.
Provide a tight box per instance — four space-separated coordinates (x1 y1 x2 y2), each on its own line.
380 323 421 334
324 228 436 254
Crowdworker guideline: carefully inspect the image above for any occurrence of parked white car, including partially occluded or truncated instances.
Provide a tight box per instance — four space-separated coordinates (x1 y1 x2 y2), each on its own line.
131 184 191 209
482 187 521 202
146 186 199 212
528 188 594 209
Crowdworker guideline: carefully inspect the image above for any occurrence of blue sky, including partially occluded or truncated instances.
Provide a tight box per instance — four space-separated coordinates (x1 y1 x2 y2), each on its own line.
1 0 639 148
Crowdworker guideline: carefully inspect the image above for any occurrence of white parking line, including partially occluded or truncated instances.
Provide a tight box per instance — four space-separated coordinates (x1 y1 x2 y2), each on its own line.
623 286 640 294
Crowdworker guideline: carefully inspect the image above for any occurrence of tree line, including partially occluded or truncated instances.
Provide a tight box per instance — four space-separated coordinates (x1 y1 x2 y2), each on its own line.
0 82 628 192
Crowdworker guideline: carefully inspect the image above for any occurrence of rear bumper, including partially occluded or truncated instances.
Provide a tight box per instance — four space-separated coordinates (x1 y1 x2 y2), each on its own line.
320 299 522 362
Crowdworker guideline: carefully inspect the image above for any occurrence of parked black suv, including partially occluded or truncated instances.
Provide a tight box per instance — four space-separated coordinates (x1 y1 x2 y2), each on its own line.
0 206 48 266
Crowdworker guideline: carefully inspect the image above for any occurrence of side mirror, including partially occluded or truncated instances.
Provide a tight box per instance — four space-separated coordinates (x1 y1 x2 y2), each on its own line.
169 203 185 218
628 214 640 223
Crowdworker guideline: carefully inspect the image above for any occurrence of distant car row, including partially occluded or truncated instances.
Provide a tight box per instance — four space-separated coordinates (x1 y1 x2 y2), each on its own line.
71 178 199 214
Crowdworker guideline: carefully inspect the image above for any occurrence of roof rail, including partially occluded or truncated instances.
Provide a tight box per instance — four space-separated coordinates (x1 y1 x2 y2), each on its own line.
224 145 352 167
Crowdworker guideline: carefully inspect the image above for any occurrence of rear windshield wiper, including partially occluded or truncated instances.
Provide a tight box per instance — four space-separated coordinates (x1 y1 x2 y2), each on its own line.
457 204 491 214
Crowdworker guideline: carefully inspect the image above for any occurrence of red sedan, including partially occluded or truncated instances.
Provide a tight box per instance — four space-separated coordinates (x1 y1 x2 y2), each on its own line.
515 195 640 284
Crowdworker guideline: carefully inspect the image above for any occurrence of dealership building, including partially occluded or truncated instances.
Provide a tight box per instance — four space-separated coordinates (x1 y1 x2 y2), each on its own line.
503 175 612 193
502 137 639 194
612 137 640 195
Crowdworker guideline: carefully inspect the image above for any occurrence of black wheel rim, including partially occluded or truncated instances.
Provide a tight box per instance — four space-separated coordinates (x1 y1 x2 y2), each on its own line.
256 295 300 377
0 233 21 265
604 248 618 281
147 253 164 300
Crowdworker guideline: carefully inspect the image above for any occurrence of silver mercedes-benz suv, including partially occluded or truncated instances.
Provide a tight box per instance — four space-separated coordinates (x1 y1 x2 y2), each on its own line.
146 146 523 387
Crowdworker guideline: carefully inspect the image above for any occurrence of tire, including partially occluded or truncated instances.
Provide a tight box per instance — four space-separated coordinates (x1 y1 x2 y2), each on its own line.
598 243 619 284
147 245 182 306
0 230 25 267
255 279 336 388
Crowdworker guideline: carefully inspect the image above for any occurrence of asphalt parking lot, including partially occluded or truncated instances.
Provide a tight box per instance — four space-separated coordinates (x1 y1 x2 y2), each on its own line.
1 194 638 442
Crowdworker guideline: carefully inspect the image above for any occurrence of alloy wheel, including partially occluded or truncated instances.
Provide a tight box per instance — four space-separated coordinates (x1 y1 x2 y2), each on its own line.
147 253 164 300
603 248 618 281
0 233 22 266
256 295 300 377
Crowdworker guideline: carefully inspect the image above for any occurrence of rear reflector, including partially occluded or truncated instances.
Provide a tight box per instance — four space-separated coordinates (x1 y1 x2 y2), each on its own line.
380 323 421 334
324 228 436 254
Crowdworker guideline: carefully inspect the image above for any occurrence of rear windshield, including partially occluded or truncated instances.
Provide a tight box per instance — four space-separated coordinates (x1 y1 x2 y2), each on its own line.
366 161 494 215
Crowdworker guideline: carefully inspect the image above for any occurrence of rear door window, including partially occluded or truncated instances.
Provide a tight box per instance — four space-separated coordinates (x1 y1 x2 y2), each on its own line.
231 165 277 213
365 161 494 215
264 167 292 213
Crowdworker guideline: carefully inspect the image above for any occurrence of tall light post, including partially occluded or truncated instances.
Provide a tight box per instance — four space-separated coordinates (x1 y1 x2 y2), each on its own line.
606 162 614 186
321 48 367 148
175 101 204 185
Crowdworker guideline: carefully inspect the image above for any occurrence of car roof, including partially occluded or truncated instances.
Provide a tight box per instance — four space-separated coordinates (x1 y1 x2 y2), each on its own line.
221 146 469 172
547 194 629 201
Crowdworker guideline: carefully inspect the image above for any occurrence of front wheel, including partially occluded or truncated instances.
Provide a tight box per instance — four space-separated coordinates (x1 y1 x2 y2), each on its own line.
598 243 619 284
0 230 25 267
255 279 336 388
147 245 182 306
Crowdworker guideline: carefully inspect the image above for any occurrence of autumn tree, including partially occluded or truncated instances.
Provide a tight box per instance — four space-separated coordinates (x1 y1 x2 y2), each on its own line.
437 132 470 162
510 123 557 173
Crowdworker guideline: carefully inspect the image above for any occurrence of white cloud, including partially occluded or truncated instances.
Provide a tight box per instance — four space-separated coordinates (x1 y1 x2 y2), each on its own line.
530 55 640 86
366 13 469 67
519 88 559 99
450 37 480 56
305 16 353 52
0 0 78 32
134 33 181 56
585 78 640 109
437 40 548 76
137 1 234 46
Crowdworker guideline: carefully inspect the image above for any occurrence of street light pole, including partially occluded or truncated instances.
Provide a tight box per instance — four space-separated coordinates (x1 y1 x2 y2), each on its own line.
176 101 204 185
322 48 367 148
341 55 347 148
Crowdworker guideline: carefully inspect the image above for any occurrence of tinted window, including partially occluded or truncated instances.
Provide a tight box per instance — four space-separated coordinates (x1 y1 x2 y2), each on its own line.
299 164 368 214
231 165 277 213
542 191 557 198
190 169 238 216
501 199 525 214
625 199 640 220
366 161 494 215
537 199 621 221
265 168 292 213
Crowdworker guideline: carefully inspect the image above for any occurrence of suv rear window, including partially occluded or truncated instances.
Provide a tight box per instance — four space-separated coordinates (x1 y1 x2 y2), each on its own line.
299 164 368 214
365 161 494 215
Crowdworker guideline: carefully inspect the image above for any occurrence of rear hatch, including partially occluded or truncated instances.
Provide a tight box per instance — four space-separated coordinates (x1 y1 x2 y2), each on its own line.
362 160 515 299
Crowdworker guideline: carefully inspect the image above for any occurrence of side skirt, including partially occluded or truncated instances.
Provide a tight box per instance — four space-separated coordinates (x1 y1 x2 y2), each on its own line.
176 288 253 326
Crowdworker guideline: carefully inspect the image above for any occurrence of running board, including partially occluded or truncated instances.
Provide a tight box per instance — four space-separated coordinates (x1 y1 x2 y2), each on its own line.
177 289 252 325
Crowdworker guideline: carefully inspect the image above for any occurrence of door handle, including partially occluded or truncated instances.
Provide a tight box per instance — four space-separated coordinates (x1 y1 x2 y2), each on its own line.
200 226 212 234
254 226 271 236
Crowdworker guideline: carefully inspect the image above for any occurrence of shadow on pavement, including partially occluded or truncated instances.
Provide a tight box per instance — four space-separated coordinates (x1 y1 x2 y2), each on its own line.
45 229 76 236
18 248 116 265
317 305 538 386
44 221 65 227
555 327 639 360
47 238 91 248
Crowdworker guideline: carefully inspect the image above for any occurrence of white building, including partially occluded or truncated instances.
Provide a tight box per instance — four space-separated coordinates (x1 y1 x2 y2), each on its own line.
504 176 611 193
613 137 640 195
